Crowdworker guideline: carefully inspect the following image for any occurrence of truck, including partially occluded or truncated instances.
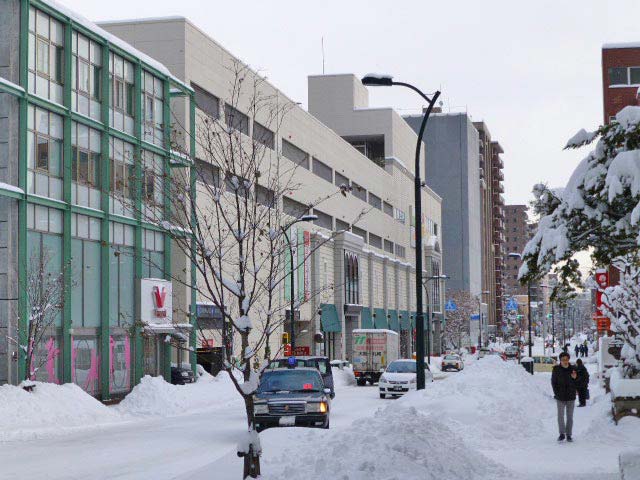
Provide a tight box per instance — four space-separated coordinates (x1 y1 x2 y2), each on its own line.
351 329 400 386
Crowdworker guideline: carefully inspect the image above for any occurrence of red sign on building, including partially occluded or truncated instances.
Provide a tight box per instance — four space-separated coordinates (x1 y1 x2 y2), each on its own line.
293 346 310 356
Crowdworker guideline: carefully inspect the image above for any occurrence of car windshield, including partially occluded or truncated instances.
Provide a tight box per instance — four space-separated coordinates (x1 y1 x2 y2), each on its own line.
444 355 459 360
270 358 329 374
257 370 323 393
386 361 416 373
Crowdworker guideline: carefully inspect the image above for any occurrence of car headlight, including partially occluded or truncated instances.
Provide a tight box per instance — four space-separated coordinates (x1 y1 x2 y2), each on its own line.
380 375 387 383
254 404 268 415
306 401 328 414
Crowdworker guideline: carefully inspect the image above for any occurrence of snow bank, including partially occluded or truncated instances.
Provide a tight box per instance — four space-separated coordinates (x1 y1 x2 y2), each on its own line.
620 449 640 480
116 372 239 417
610 368 640 398
331 366 356 387
262 405 508 480
0 382 122 442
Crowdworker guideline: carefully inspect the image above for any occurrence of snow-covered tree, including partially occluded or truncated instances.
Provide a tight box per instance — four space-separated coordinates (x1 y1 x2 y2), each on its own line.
146 62 362 478
443 290 475 349
521 106 640 377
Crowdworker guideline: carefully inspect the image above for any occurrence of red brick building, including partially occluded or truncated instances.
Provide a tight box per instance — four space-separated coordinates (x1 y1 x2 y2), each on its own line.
602 43 640 123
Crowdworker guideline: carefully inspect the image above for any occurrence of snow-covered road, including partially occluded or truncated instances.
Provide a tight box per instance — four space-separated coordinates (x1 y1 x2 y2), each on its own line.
1 352 638 480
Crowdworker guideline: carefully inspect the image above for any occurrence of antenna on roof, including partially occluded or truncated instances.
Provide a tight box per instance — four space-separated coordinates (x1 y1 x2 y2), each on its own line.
321 37 325 74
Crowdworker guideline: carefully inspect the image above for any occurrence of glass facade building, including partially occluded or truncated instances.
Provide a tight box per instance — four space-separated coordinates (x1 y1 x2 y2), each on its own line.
0 0 196 400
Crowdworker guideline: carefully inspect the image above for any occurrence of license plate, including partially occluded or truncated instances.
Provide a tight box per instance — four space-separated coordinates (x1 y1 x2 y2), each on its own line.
393 386 403 391
279 416 296 426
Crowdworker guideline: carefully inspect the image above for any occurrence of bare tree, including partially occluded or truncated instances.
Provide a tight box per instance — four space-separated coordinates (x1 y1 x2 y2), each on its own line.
11 248 69 385
443 290 476 350
133 61 362 478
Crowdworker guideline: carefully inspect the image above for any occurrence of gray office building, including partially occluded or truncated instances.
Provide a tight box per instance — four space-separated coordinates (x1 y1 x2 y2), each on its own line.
404 113 482 296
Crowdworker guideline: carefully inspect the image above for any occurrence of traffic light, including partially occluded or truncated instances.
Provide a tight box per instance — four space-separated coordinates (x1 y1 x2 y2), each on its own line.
547 313 552 319
281 332 290 345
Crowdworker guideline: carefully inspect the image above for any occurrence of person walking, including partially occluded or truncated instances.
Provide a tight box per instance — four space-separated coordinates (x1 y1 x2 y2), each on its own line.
575 358 589 407
583 342 589 357
574 344 580 358
552 352 578 442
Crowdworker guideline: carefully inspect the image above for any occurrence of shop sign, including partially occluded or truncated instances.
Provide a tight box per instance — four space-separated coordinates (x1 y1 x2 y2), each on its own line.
141 278 173 324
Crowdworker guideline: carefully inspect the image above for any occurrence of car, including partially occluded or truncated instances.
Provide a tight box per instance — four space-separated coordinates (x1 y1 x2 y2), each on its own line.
477 347 491 358
269 356 335 398
253 367 331 432
330 359 352 369
532 355 557 373
378 359 433 399
504 346 520 359
171 365 195 385
441 354 464 371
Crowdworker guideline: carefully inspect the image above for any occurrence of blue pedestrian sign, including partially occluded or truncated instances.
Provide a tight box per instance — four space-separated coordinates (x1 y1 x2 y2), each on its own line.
445 299 457 312
506 297 519 311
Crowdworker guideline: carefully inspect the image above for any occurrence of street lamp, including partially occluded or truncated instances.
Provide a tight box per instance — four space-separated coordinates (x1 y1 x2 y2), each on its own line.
282 214 318 352
362 73 441 390
508 252 532 359
423 274 449 364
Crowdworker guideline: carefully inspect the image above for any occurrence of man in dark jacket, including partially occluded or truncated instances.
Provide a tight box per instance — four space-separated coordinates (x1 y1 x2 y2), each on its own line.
551 352 578 442
575 358 589 406
574 344 580 358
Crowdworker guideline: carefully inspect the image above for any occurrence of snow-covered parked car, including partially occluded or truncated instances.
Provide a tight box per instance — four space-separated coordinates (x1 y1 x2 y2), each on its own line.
504 346 520 359
253 368 331 432
171 365 195 385
330 359 352 369
441 354 464 371
379 359 433 398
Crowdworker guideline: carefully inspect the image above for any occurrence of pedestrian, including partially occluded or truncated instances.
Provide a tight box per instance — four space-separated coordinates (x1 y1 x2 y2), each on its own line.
551 352 578 442
575 358 589 407
583 343 589 357
574 344 580 358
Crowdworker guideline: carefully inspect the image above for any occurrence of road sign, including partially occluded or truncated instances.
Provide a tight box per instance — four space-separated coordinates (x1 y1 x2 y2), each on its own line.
470 314 480 320
506 298 518 311
445 300 457 312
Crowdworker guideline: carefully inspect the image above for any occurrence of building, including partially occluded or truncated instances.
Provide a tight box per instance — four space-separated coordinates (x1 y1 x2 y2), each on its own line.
602 42 640 123
504 205 529 296
99 18 445 361
0 0 195 399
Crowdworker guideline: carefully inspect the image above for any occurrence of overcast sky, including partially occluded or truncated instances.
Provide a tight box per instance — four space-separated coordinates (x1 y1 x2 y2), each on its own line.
59 0 640 206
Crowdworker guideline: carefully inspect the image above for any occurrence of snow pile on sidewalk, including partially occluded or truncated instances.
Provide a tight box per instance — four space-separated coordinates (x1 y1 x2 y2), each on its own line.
262 405 509 480
116 371 239 417
331 366 356 387
0 382 122 442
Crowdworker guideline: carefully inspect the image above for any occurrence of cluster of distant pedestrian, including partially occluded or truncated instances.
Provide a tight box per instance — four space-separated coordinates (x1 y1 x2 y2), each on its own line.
551 346 590 443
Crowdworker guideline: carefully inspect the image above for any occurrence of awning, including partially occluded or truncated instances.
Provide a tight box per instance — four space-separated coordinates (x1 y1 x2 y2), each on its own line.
400 310 411 330
143 322 192 342
374 308 387 329
320 304 341 332
388 310 399 332
360 307 374 329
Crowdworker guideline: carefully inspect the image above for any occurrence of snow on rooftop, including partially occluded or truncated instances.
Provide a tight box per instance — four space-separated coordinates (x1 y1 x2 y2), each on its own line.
0 182 24 195
41 1 191 91
603 41 640 50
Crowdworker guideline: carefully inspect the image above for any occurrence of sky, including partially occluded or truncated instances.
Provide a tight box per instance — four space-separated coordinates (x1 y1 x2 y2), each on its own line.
56 0 640 206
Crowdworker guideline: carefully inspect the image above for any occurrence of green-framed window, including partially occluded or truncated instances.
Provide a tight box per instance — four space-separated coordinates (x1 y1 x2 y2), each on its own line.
26 105 63 200
28 6 64 104
71 31 102 121
109 222 135 328
142 70 164 147
109 136 135 217
142 149 164 221
71 121 102 209
142 228 165 279
109 52 135 135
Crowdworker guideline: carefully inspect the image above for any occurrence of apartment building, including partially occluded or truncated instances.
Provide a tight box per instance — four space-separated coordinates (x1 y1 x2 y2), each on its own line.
504 205 529 296
100 18 444 361
602 42 640 123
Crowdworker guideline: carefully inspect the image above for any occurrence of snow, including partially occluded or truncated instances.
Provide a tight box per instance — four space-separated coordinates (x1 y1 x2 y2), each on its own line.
620 450 640 479
237 428 261 455
363 72 394 81
565 128 597 148
235 314 252 331
615 105 640 130
331 366 356 387
352 328 398 335
0 181 25 195
610 368 640 398
0 76 25 93
605 149 640 202
42 0 191 91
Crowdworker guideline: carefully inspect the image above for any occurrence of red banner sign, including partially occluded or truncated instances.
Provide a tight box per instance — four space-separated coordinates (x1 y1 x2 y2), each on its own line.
293 346 310 356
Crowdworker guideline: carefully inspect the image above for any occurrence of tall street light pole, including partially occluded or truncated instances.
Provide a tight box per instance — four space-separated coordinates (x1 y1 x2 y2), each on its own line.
508 252 532 358
361 74 440 390
281 214 317 352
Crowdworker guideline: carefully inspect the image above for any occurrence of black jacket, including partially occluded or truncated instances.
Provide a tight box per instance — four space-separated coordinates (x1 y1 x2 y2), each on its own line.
551 364 578 401
575 364 589 389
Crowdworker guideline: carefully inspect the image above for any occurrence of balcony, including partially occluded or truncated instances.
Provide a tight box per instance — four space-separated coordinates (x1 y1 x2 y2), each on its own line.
495 156 504 169
344 135 386 169
493 206 504 219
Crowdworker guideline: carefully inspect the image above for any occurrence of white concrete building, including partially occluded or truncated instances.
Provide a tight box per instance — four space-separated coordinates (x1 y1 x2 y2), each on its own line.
100 17 444 361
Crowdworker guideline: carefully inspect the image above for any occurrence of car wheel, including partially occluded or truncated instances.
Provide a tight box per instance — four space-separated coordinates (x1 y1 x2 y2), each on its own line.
323 420 330 429
357 378 366 387
379 393 385 399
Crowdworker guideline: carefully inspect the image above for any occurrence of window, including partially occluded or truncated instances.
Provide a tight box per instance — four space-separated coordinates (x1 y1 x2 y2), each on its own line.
335 172 349 189
383 201 394 217
395 208 406 224
434 223 438 236
312 158 333 183
395 245 406 258
110 53 135 134
253 122 275 149
224 104 249 135
256 184 276 208
283 196 309 218
72 32 102 120
195 158 221 188
352 226 367 241
109 137 135 216
351 181 367 202
344 252 359 305
27 106 63 200
28 8 64 104
282 139 309 169
336 219 350 232
368 192 382 210
608 66 640 86
142 150 165 219
369 233 382 249
27 204 63 234
71 122 101 209
313 209 333 230
384 239 394 254
142 71 164 146
192 83 220 119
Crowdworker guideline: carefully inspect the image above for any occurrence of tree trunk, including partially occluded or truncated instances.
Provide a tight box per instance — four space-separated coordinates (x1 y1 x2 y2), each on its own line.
241 395 261 479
